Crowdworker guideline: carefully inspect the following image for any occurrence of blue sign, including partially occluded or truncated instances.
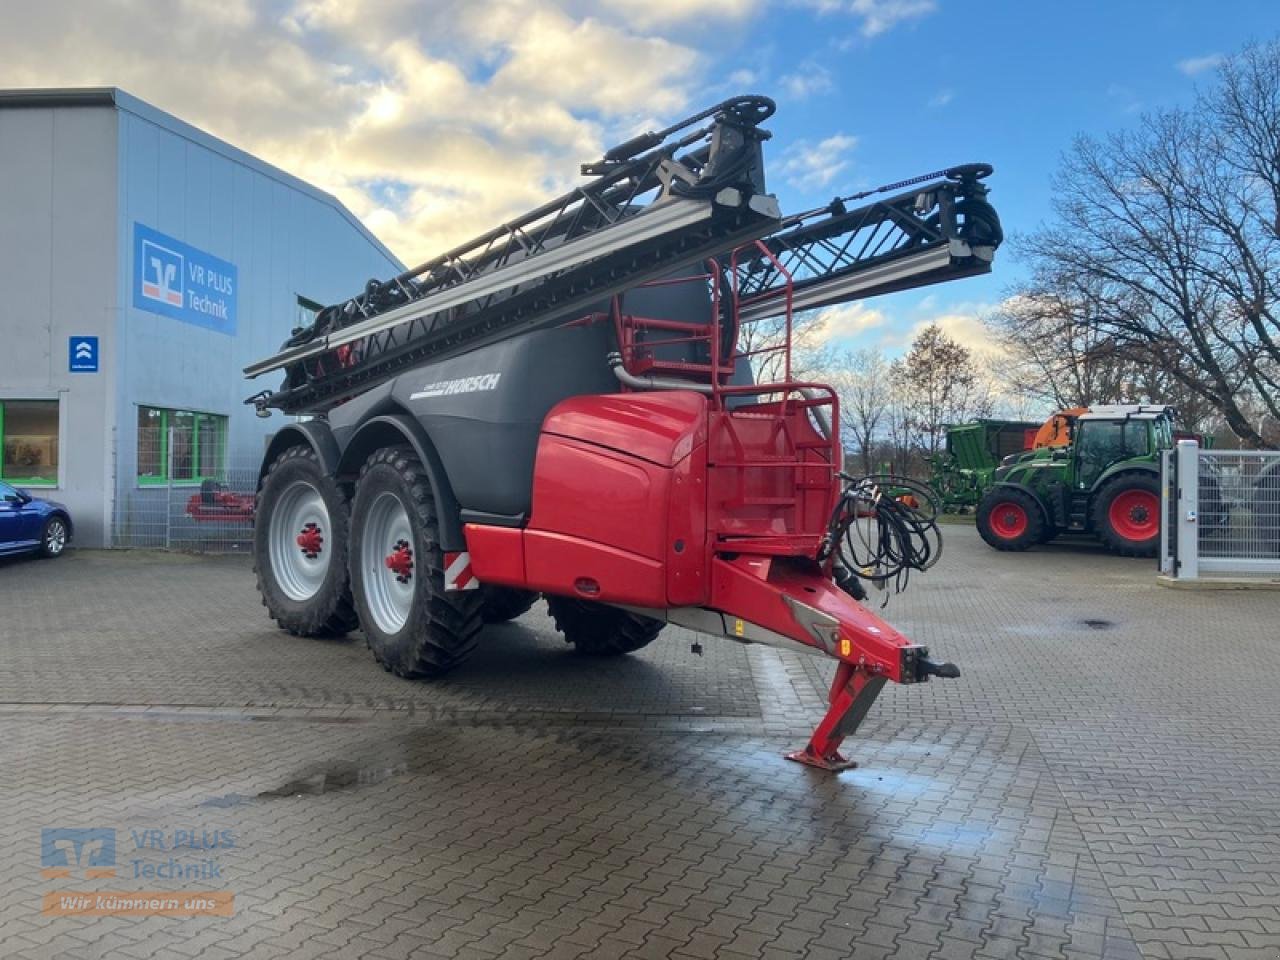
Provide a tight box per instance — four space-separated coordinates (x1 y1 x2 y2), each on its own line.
132 223 237 335
69 336 99 373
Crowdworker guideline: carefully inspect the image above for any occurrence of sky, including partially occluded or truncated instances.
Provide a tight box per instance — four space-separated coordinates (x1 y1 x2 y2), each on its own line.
4 0 1276 357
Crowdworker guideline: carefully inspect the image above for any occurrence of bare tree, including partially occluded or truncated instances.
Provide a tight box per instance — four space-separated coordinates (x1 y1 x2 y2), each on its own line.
823 348 891 473
1011 39 1280 446
900 324 993 457
988 282 1153 409
737 308 829 382
884 358 915 475
986 284 1221 430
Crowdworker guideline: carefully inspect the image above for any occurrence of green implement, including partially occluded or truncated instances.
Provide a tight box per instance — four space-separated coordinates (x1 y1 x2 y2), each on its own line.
930 419 1040 512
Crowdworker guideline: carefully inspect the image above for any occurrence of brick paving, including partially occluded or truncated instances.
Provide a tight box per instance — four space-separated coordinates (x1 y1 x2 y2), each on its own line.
0 527 1277 959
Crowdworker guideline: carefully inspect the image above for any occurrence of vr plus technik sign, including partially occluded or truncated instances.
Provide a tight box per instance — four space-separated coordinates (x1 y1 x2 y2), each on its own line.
132 224 237 335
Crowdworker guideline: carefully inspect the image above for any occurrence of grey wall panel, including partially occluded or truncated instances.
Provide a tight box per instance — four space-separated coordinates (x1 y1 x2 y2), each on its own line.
113 105 401 539
0 106 118 546
2 93 400 548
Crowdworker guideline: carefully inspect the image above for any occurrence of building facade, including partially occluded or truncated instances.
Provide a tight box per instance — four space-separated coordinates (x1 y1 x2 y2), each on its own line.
0 88 402 546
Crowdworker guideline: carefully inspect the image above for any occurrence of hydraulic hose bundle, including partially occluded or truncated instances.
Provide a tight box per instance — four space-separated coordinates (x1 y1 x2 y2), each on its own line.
820 474 943 603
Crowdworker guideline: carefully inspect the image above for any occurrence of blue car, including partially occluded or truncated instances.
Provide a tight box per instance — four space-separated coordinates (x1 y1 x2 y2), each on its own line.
0 480 72 558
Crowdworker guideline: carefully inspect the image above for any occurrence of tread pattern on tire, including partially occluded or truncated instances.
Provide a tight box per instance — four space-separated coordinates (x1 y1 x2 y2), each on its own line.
352 446 484 678
546 596 664 656
1092 471 1160 558
254 445 359 637
479 585 540 624
976 487 1044 552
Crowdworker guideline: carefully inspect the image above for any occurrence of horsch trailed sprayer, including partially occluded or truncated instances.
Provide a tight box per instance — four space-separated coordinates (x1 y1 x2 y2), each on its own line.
244 96 1003 770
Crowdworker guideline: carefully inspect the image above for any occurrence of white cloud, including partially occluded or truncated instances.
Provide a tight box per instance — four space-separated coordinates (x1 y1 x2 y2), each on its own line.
1176 52 1223 77
780 61 834 100
792 0 937 37
807 302 888 345
928 88 953 108
851 0 937 36
873 300 1006 359
918 311 1006 359
777 133 858 191
489 11 697 115
589 0 760 28
1 0 715 263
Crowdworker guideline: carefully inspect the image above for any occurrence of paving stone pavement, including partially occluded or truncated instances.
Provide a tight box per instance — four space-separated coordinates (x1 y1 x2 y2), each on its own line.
0 527 1277 959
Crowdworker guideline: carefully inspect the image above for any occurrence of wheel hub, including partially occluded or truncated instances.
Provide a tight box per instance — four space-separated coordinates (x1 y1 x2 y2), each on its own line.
991 501 1028 538
385 539 414 583
296 522 324 560
1108 489 1159 541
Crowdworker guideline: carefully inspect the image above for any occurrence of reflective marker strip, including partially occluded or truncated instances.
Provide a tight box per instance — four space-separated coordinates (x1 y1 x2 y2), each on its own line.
443 552 479 591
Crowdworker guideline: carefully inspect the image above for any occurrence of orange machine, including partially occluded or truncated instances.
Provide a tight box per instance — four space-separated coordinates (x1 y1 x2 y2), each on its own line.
1031 407 1087 449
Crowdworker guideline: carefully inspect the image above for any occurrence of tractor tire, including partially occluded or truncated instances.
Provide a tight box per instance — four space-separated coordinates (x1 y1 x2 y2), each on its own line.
480 585 540 624
546 596 664 656
976 488 1044 551
349 446 483 678
254 445 359 637
1093 473 1161 557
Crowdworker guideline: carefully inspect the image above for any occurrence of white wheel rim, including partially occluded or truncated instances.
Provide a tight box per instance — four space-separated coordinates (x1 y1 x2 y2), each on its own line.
268 480 330 601
46 521 66 554
361 491 415 635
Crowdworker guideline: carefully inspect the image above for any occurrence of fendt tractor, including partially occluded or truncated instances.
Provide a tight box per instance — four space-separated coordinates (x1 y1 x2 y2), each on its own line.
244 96 1003 771
976 404 1180 557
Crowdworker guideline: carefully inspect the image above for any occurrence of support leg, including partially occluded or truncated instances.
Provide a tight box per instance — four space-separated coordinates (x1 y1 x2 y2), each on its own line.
786 662 887 771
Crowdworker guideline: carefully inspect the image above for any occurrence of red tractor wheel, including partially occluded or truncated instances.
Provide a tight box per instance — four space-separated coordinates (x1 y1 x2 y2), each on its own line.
1093 473 1161 557
976 488 1044 552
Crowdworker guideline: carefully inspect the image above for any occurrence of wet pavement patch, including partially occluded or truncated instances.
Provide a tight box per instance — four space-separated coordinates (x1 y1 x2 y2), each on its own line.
258 760 409 798
201 793 249 808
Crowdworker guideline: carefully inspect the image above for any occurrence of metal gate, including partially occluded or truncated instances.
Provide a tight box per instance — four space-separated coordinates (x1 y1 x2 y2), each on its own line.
1161 440 1280 580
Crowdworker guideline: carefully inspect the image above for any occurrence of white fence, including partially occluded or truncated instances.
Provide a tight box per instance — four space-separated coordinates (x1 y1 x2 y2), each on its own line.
1161 440 1280 580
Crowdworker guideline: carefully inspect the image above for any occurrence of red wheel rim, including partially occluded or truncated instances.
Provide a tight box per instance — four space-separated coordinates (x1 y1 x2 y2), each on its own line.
1109 489 1159 541
990 502 1028 539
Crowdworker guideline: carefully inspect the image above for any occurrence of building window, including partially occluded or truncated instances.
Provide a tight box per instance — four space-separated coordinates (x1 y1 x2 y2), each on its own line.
0 400 60 486
137 406 228 484
297 295 324 330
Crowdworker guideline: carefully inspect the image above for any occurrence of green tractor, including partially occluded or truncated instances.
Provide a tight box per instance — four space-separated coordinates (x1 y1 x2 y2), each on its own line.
976 405 1176 557
929 419 1041 512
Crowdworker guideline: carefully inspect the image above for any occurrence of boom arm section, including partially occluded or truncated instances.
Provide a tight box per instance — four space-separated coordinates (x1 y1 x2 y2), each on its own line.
245 96 782 415
728 163 1002 324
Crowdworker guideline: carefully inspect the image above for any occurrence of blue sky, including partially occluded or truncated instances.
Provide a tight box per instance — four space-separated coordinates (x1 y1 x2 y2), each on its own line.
680 0 1273 356
734 0 1277 353
6 0 1276 356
